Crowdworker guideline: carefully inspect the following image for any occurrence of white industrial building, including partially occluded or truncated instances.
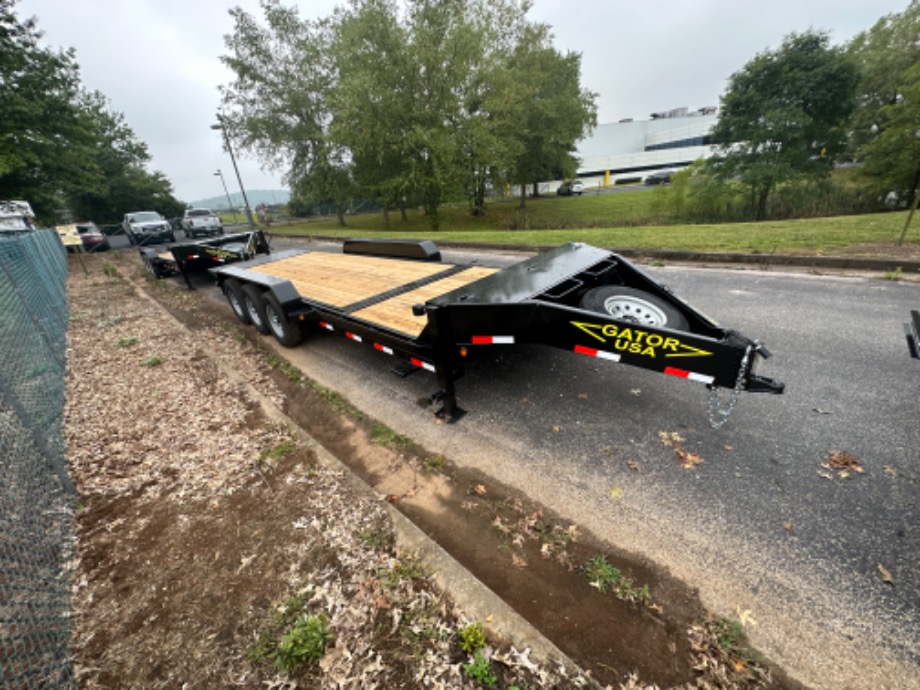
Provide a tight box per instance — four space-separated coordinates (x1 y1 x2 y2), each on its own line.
560 106 719 191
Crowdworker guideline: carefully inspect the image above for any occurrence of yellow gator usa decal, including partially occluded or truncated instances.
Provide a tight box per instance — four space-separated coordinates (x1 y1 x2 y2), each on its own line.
571 321 712 358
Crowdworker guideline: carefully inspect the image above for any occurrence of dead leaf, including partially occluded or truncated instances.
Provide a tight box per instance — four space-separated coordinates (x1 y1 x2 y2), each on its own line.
577 393 588 400
878 563 895 585
630 388 642 396
473 484 487 496
676 449 704 469
813 407 830 415
626 460 642 473
511 554 527 568
736 607 757 627
609 485 623 500
817 470 835 481
826 449 864 473
783 521 793 534
552 425 561 433
884 466 898 477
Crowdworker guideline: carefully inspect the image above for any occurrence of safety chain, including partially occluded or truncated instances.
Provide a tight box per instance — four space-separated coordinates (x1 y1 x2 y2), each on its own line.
707 345 752 429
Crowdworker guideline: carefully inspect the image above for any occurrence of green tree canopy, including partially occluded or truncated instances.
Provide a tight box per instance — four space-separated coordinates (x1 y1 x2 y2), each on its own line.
708 31 859 220
849 1 920 199
0 0 183 223
220 0 596 229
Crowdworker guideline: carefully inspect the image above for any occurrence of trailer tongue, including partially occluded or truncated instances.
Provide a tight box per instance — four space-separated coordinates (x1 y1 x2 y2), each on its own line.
210 239 784 427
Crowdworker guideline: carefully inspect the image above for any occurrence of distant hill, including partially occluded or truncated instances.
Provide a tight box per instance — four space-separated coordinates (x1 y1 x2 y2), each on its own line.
188 189 290 210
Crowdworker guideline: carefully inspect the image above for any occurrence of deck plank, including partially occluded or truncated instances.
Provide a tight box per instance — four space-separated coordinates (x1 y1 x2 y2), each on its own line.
248 253 448 307
352 267 497 336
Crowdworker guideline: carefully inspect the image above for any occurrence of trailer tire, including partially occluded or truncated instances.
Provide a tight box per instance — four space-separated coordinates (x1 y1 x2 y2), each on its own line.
139 248 162 279
242 283 271 335
264 292 305 347
579 286 689 331
223 278 251 325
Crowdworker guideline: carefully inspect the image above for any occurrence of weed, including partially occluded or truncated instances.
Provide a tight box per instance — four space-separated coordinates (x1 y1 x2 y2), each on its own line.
117 336 138 347
369 422 411 451
649 259 666 267
307 380 364 419
711 616 765 665
585 555 655 606
883 266 903 281
423 454 445 474
102 263 118 277
265 355 301 380
463 651 497 688
458 621 487 654
98 315 125 328
381 557 429 588
142 354 163 367
355 528 390 550
585 555 621 593
259 438 296 463
274 613 332 672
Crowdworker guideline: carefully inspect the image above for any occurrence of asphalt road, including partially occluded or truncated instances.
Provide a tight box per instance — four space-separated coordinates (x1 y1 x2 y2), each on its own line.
143 236 920 688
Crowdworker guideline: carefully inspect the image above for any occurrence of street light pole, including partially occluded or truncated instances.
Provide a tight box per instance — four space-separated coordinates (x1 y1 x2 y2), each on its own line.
210 115 256 230
213 170 238 224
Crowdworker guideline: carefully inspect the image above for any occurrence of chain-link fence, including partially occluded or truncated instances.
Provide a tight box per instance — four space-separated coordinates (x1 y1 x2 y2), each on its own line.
0 229 75 687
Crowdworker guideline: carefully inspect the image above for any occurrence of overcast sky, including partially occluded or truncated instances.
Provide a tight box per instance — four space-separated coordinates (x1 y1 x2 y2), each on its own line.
16 0 909 203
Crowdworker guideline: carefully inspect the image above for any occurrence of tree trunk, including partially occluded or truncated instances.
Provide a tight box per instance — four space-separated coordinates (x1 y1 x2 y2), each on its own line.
383 204 390 230
400 204 408 223
531 181 540 198
336 204 346 227
518 184 526 209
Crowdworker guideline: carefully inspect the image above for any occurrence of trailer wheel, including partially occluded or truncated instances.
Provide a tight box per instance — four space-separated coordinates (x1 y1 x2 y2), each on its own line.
242 283 271 335
264 292 305 347
139 248 162 279
579 286 689 331
223 279 250 325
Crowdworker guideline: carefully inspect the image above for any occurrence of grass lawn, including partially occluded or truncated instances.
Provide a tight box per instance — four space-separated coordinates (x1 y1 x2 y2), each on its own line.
271 189 920 257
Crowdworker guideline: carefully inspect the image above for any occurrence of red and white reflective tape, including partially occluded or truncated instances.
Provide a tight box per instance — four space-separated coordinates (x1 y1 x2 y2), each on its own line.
664 366 714 385
574 344 621 362
374 343 394 355
345 331 363 342
471 335 515 345
410 357 436 373
319 321 334 331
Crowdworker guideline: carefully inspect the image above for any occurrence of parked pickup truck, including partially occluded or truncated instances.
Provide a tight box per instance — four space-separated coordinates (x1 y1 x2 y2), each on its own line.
181 208 223 238
123 211 174 245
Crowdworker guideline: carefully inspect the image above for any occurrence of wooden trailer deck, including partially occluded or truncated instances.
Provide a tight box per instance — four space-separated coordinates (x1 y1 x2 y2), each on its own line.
249 252 496 337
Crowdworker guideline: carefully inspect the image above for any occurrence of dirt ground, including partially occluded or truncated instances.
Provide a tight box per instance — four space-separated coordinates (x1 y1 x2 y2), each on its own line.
65 250 807 689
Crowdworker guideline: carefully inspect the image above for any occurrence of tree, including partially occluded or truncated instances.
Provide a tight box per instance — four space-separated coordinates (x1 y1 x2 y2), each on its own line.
708 31 859 220
0 0 91 216
848 2 920 201
221 1 354 225
508 36 596 208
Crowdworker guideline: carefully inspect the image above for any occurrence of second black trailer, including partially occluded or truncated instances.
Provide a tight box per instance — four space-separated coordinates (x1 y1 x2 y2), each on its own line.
210 239 784 426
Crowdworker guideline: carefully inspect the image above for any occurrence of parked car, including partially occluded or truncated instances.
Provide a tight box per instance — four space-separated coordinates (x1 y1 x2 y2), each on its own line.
1 200 36 232
644 170 672 185
557 179 585 196
75 221 110 252
123 211 175 245
180 208 223 238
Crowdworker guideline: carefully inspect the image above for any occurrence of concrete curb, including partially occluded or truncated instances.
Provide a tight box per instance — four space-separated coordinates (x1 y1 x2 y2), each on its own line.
283 232 920 274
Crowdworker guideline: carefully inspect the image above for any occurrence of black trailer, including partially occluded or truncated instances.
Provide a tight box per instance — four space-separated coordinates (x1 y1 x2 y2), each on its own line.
210 239 784 427
138 229 270 287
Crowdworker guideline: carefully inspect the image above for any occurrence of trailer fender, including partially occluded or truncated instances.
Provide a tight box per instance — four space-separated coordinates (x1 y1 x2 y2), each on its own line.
579 286 689 331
